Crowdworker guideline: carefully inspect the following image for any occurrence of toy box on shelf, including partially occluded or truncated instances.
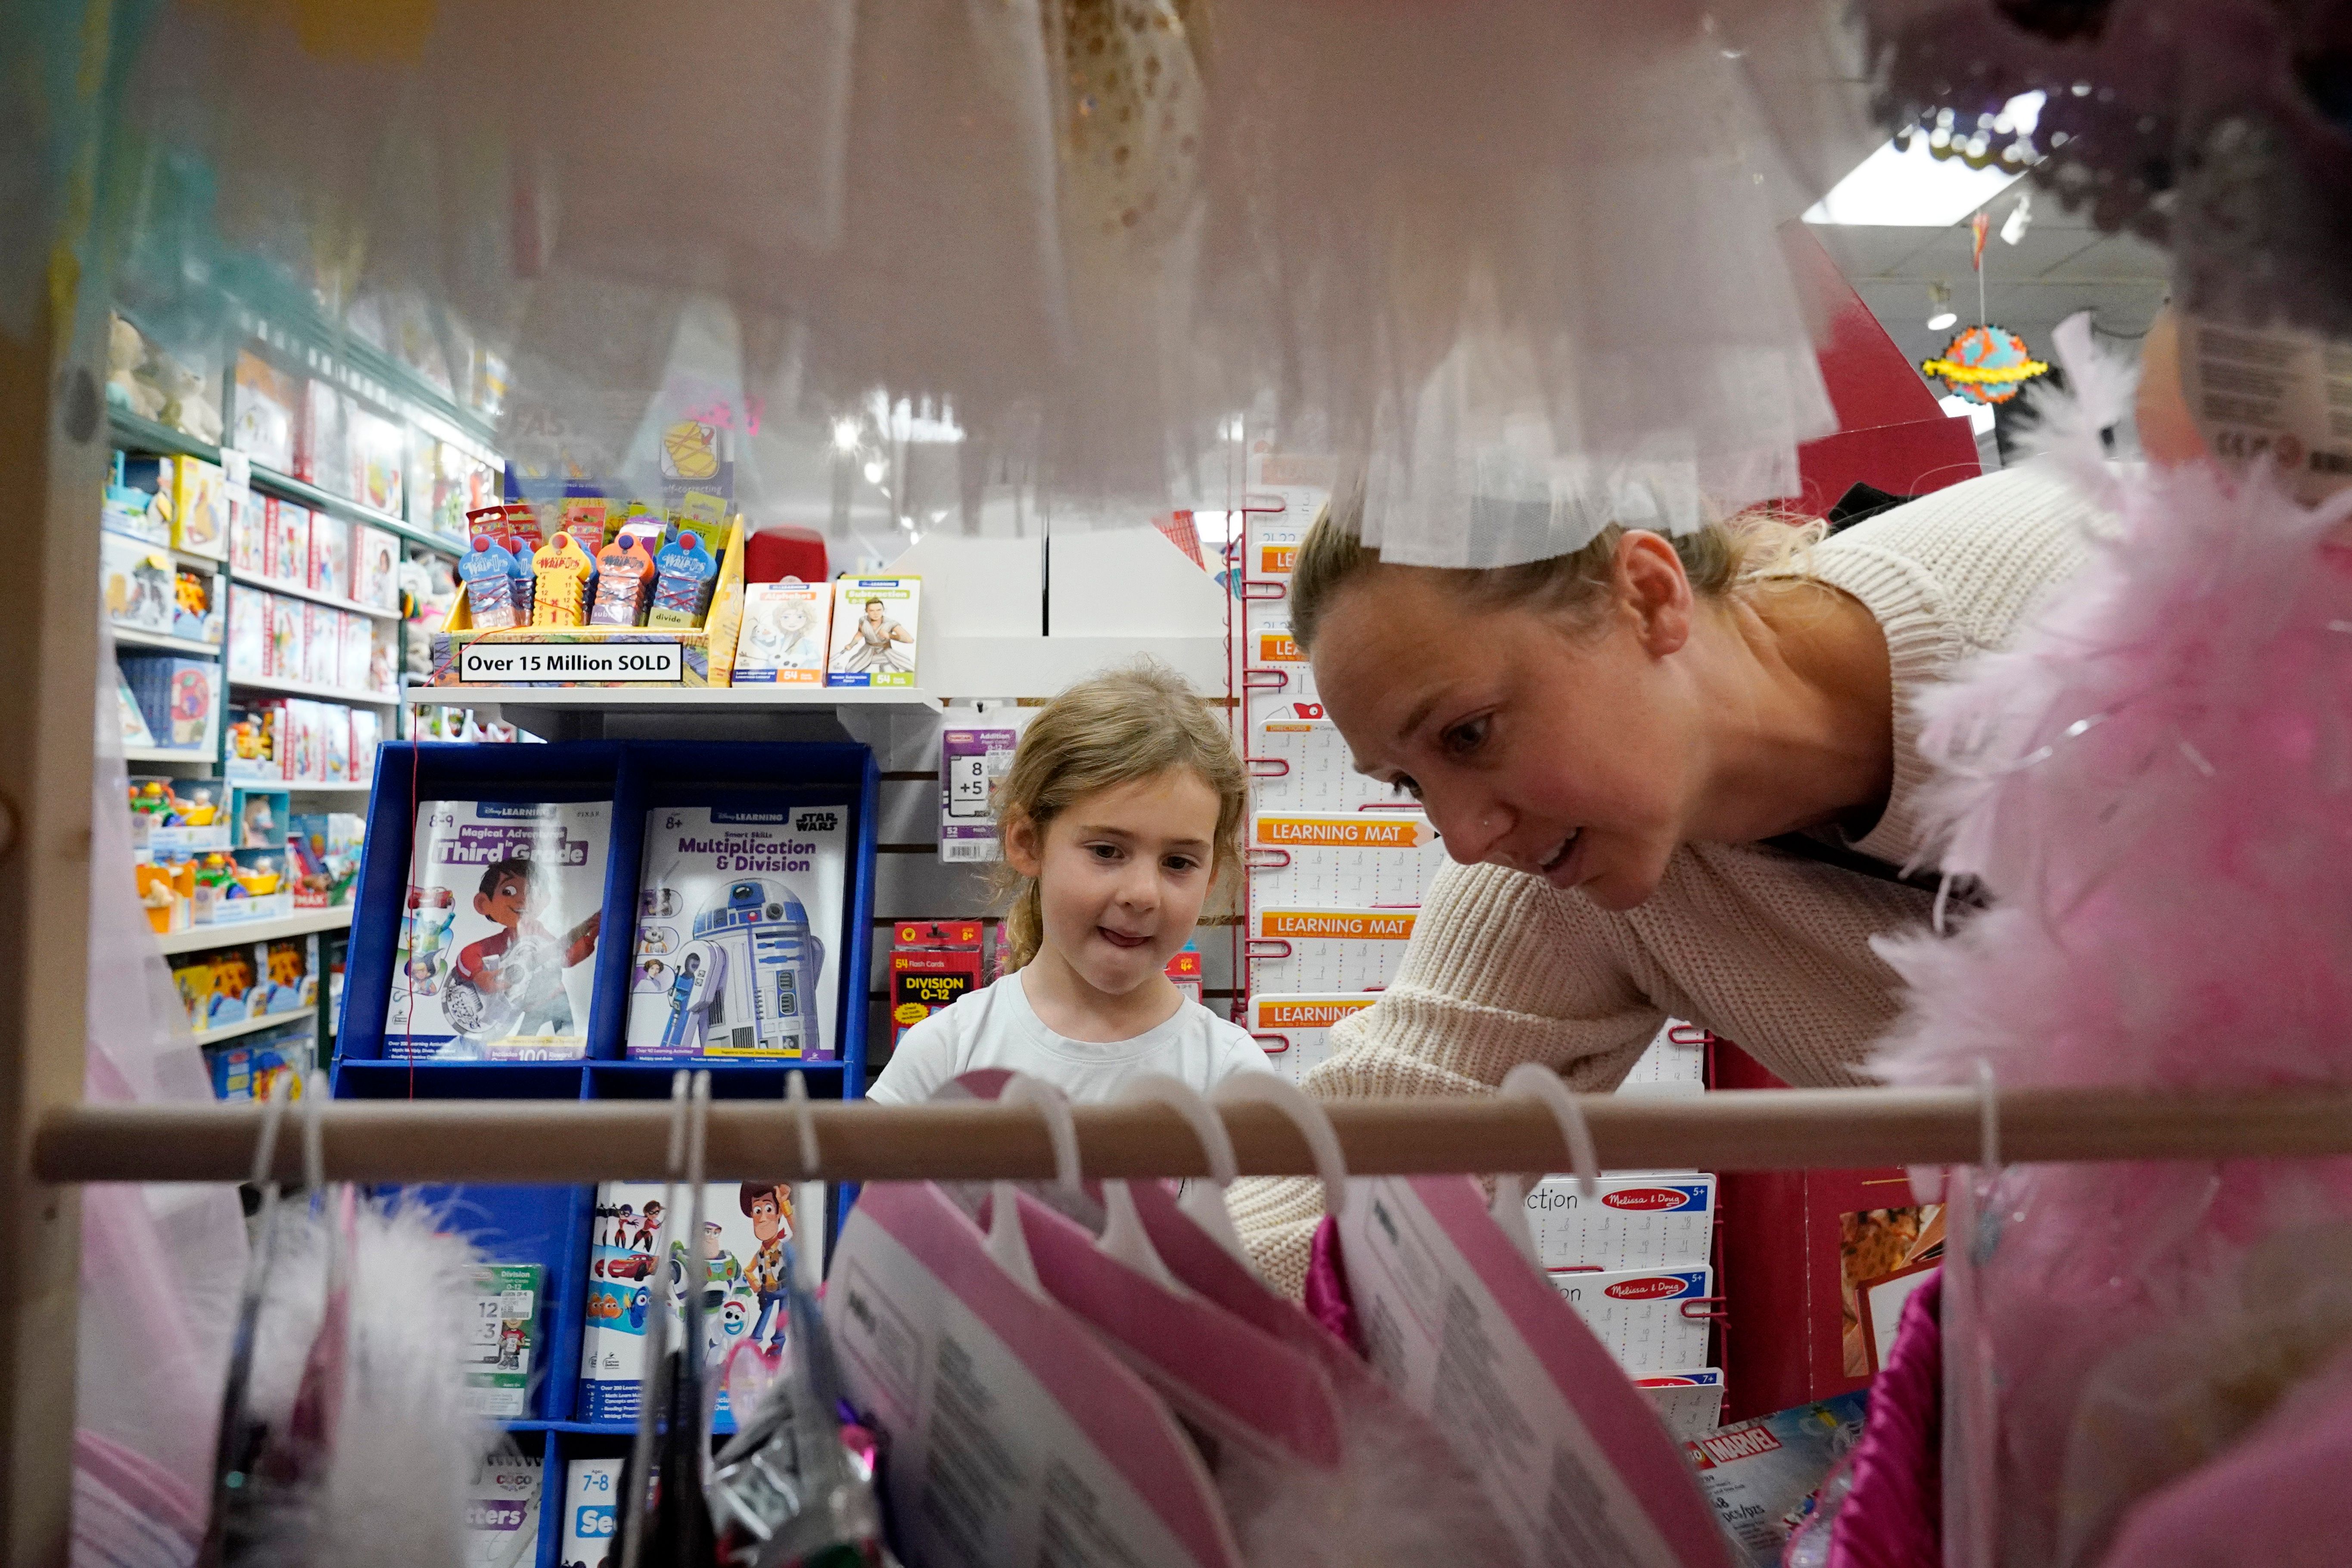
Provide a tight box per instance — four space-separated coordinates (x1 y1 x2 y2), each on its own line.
172 933 319 1032
429 516 748 690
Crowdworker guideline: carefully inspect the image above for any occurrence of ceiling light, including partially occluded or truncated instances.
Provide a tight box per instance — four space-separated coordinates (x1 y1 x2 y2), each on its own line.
1804 93 2043 227
2000 190 2034 246
831 418 862 453
861 459 886 483
1928 311 1959 331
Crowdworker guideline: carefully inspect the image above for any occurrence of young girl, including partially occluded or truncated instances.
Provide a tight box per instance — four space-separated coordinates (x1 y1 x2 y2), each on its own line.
868 665 1270 1103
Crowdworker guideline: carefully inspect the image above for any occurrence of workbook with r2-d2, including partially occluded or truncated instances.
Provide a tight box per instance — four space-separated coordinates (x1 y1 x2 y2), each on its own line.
625 805 848 1061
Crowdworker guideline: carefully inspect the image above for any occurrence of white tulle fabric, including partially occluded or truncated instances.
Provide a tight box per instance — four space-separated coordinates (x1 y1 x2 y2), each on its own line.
105 0 1869 563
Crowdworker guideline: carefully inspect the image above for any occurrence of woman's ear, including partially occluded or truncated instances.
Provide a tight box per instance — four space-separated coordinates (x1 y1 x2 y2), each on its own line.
1003 810 1045 878
1614 530 1695 656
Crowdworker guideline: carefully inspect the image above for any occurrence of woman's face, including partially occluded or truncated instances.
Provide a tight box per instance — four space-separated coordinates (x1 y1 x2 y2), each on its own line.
1310 536 1707 912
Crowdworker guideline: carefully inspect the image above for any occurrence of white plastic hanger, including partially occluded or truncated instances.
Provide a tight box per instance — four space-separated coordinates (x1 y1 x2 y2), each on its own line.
1213 1072 1350 1220
986 1073 1078 1297
1491 1063 1602 1270
1117 1072 1254 1274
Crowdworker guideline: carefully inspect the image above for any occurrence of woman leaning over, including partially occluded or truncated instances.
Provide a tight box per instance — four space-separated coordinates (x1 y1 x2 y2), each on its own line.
1228 460 2103 1294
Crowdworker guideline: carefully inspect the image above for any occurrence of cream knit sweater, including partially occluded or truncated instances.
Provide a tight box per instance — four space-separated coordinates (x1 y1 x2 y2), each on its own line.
1229 464 2100 1296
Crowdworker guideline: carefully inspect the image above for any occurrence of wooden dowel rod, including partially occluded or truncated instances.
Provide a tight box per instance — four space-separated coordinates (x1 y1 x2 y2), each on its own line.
31 1086 2352 1187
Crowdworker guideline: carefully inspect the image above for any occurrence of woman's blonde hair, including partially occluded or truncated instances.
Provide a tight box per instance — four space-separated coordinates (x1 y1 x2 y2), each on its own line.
994 663 1247 973
1288 482 1820 653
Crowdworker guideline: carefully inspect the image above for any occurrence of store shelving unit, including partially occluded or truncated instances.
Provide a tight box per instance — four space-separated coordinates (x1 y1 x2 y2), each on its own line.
108 408 465 560
228 671 399 708
113 627 224 658
155 903 354 957
190 1005 319 1048
229 568 403 621
123 745 218 766
411 684 944 743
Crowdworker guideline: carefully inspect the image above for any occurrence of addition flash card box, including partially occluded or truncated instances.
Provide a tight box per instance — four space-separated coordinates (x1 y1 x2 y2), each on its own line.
559 1456 622 1568
624 804 849 1061
1248 811 1446 908
1246 992 1377 1086
385 799 610 1060
1525 1174 1717 1271
1549 1265 1715 1373
938 724 1018 862
1248 905 1415 992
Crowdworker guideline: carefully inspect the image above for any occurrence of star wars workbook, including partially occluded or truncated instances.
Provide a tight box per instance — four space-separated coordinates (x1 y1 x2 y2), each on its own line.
577 1179 822 1425
623 804 848 1061
386 799 611 1060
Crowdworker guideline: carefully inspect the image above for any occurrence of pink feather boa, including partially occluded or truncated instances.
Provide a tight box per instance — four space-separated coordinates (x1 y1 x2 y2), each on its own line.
1868 417 2352 1565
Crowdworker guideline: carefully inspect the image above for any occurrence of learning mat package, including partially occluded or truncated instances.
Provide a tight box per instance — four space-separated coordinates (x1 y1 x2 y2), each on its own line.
577 1178 818 1425
1340 1173 1734 1568
624 803 849 1061
386 799 610 1060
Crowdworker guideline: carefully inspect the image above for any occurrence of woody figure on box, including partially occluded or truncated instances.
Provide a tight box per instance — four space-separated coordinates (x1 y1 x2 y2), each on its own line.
741 1182 796 1349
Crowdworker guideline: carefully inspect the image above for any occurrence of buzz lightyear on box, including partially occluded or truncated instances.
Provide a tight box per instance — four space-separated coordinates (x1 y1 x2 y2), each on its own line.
386 799 609 1060
623 804 847 1061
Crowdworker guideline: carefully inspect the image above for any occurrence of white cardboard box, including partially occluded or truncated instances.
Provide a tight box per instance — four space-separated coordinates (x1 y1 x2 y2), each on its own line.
1248 905 1415 992
1548 1264 1715 1373
1525 1173 1716 1271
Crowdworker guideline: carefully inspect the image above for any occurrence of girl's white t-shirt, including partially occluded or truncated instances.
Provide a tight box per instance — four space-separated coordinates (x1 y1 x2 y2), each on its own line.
866 971 1272 1104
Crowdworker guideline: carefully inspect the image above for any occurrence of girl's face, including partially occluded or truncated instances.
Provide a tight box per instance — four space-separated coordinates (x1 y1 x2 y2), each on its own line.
1007 768 1220 998
1310 535 1708 912
864 602 885 626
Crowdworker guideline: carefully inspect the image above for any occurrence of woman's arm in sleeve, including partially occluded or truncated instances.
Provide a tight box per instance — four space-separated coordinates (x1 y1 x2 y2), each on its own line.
1231 860 1663 1295
1310 859 1663 1097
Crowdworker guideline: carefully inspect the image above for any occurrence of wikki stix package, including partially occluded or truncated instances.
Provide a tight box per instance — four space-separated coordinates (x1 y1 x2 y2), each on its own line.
386 799 610 1060
1340 1173 1733 1568
625 804 848 1061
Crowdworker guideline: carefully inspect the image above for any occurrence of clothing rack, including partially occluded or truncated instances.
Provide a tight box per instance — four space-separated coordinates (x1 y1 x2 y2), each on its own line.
34 1084 2352 1186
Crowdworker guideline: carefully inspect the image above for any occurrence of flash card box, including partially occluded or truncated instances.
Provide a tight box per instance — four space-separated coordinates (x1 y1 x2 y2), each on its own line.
1524 1174 1717 1271
383 798 612 1061
1548 1264 1714 1373
623 803 850 1061
1248 905 1415 992
463 1263 545 1418
1246 992 1377 1087
1248 810 1446 909
731 579 831 684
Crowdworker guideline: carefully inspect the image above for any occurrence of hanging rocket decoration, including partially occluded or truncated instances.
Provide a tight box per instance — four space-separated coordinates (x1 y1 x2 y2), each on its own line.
1922 325 2052 406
